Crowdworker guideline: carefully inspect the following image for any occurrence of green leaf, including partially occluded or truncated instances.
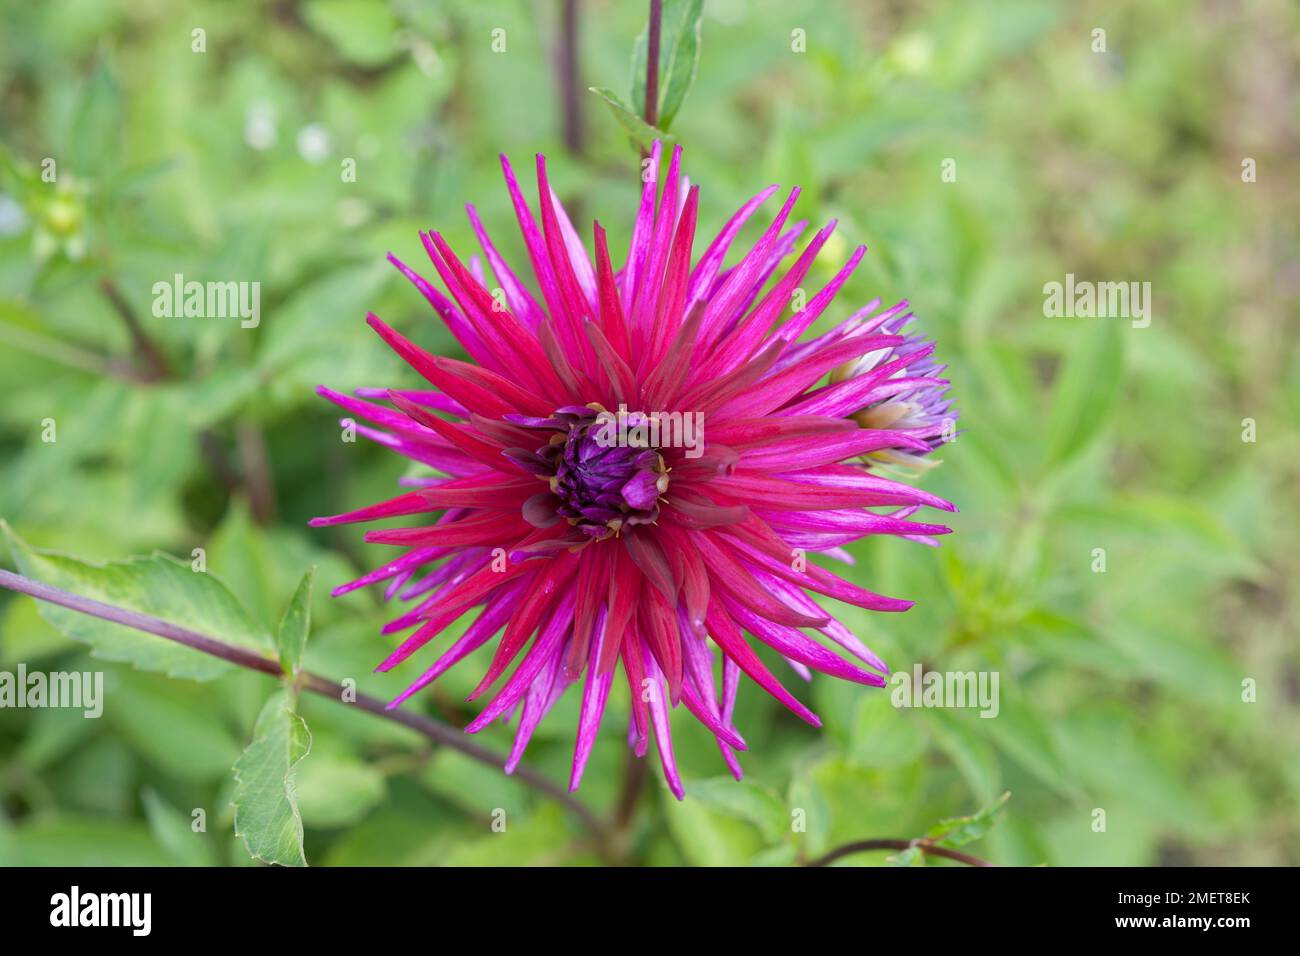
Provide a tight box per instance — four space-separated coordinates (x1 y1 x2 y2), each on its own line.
302 0 400 66
0 588 68 668
749 843 798 867
69 59 122 176
439 805 574 867
296 753 385 828
983 695 1077 797
232 689 311 867
15 701 98 770
141 789 215 867
277 567 314 677
257 262 391 376
687 777 787 843
109 673 242 781
926 711 1002 805
662 789 764 865
321 806 461 867
0 816 172 867
925 792 1011 848
419 749 533 818
787 759 833 858
851 690 927 766
630 0 704 132
2 522 273 681
588 87 676 153
888 846 925 866
1042 319 1123 470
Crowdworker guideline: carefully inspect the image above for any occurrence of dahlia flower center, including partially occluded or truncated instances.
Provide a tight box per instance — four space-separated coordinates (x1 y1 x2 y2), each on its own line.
522 404 669 538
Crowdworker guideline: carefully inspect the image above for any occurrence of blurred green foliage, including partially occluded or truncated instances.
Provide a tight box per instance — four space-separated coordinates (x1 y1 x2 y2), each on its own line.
0 0 1297 866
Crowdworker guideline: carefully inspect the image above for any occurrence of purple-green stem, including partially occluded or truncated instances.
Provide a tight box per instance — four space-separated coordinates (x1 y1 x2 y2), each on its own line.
558 0 584 156
608 0 667 834
0 567 608 842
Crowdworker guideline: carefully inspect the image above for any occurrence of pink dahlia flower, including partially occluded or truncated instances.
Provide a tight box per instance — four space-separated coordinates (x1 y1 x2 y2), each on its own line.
312 143 957 798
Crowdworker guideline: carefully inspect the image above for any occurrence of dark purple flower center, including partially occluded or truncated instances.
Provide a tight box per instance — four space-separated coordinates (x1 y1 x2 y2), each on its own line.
510 405 669 539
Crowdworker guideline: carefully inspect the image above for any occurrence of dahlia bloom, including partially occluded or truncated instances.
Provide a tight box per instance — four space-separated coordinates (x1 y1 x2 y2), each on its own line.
312 143 957 798
835 314 958 471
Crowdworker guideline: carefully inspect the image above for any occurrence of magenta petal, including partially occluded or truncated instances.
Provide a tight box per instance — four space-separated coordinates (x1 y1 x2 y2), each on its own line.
570 609 614 792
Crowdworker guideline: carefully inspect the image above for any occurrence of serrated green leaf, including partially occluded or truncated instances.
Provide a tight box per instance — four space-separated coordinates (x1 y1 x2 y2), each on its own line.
630 0 704 132
232 689 311 867
2 522 273 681
588 87 675 152
926 792 1010 848
277 567 314 676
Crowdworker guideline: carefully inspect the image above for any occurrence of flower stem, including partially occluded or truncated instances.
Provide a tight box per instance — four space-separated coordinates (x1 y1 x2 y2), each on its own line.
558 0 585 156
236 421 278 525
0 567 608 841
643 0 663 129
612 744 649 823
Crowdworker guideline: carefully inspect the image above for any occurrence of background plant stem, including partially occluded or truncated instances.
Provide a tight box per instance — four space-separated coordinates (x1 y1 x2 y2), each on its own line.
643 0 662 129
98 276 171 382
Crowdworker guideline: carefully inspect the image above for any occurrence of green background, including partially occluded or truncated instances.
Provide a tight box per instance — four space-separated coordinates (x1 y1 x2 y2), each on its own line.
0 0 1296 866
